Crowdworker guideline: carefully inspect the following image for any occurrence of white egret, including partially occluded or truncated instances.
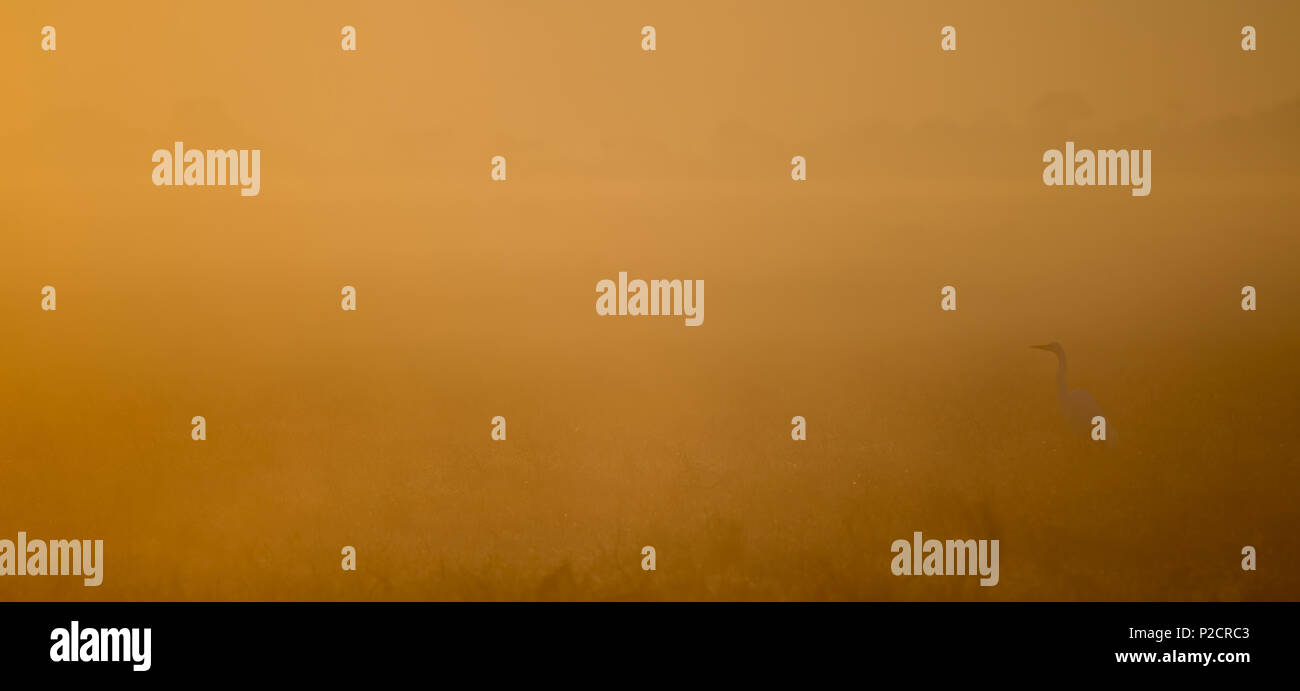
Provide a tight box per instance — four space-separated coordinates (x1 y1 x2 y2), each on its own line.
1031 342 1104 439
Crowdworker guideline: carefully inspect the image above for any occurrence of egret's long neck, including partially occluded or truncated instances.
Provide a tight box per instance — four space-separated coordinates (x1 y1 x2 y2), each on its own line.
1054 351 1068 396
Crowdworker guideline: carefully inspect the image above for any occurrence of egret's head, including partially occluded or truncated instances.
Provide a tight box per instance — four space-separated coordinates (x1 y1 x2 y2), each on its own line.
1031 341 1063 355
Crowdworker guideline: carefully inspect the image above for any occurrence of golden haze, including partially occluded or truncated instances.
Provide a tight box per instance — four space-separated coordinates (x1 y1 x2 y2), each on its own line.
0 1 1297 600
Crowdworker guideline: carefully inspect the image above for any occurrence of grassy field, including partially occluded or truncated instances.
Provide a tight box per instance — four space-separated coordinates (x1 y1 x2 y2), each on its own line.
2 185 1296 601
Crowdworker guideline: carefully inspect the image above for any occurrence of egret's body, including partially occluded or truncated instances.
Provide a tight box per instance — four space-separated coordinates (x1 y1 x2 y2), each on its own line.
1032 342 1104 439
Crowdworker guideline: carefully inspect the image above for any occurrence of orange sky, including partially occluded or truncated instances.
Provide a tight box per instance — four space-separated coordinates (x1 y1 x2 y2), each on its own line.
1 1 1297 601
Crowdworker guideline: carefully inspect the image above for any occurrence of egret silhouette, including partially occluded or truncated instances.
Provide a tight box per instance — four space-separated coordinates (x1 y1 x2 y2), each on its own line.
1031 342 1104 440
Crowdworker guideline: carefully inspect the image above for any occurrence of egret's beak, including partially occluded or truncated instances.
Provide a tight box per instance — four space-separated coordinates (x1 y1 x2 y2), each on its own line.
1030 344 1052 351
